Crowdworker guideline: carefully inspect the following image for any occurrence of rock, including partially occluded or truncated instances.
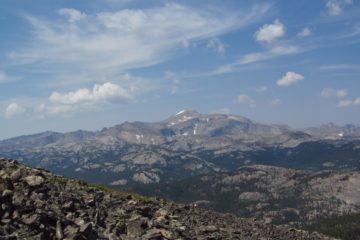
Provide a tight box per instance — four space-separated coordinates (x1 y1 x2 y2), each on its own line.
64 225 79 239
56 220 64 239
199 225 219 233
2 189 13 198
10 168 23 182
127 216 149 237
79 223 98 239
24 175 45 187
22 214 39 225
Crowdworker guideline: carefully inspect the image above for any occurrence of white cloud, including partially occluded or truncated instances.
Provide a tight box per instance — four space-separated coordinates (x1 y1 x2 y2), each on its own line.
320 88 348 98
4 103 25 119
276 72 304 87
239 45 300 64
35 81 135 117
254 20 285 43
207 38 225 56
336 90 348 98
322 94 360 108
337 99 353 108
325 0 353 16
297 27 311 38
58 8 86 22
49 82 133 105
10 3 268 77
35 103 74 115
210 44 301 75
336 97 360 108
270 99 282 105
354 97 360 105
256 86 268 93
237 94 256 107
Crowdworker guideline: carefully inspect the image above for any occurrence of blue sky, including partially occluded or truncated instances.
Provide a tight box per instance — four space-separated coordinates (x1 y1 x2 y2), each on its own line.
0 0 360 139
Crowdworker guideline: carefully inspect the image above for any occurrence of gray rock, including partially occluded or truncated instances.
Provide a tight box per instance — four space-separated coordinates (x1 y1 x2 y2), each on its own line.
24 175 45 187
56 220 64 239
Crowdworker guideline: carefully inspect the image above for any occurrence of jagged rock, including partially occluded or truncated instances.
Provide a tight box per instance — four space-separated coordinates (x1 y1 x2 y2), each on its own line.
24 175 45 187
22 214 39 225
79 222 98 239
0 158 333 240
56 220 64 239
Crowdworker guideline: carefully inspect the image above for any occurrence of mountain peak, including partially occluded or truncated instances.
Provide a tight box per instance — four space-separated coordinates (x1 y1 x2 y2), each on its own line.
174 109 200 117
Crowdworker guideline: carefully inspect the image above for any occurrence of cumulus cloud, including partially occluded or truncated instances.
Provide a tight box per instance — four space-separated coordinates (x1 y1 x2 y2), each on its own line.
325 0 353 16
207 38 225 56
335 97 360 108
35 81 135 117
49 82 133 105
276 72 304 87
322 90 360 108
320 88 348 98
297 27 311 38
237 94 256 107
4 103 25 119
254 20 285 43
337 99 353 108
35 104 74 116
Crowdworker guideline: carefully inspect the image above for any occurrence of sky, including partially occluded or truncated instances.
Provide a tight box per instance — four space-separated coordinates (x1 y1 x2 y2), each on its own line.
0 0 360 139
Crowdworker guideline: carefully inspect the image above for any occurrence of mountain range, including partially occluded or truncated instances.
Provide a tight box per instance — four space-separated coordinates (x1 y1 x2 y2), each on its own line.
0 110 359 186
1 110 360 228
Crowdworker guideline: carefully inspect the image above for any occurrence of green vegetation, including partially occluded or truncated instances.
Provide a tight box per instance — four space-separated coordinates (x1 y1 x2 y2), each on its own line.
304 213 360 240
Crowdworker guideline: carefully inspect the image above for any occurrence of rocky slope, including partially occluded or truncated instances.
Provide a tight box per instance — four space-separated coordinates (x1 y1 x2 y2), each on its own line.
0 158 331 240
135 165 360 226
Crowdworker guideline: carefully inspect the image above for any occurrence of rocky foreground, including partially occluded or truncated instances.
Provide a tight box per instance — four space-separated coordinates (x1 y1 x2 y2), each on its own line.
0 158 332 239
